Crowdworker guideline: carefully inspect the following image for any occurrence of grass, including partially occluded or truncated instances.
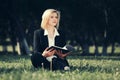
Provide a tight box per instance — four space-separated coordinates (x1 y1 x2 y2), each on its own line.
0 54 120 80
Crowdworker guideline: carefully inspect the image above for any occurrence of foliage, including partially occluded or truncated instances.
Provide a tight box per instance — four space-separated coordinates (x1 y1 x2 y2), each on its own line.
0 54 120 80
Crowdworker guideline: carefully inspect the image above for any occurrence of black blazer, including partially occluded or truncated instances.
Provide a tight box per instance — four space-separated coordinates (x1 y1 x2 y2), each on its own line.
33 29 66 53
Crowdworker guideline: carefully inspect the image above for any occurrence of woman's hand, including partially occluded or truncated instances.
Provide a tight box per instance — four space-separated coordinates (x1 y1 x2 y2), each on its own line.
42 47 56 57
55 50 70 59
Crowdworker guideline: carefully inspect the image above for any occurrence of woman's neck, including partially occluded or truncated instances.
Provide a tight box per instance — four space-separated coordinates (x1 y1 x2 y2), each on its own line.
46 26 55 36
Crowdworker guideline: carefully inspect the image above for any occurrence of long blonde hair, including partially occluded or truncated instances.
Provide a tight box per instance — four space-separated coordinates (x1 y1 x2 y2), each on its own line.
41 9 60 29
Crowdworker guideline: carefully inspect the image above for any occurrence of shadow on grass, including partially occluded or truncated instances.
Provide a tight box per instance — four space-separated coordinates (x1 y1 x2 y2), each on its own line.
0 66 40 74
68 55 120 61
0 54 120 62
0 54 31 62
0 63 116 74
70 65 114 73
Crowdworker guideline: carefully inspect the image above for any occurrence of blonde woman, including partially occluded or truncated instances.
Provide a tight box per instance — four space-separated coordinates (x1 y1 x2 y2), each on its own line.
31 9 70 70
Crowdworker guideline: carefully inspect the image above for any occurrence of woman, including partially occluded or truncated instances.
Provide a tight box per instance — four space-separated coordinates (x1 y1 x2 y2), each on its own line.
31 9 70 70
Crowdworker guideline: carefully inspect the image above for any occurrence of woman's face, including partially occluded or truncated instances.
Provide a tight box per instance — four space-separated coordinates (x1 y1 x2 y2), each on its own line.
47 12 58 27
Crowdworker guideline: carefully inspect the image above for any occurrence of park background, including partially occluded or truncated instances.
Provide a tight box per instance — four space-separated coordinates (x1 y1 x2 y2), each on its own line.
0 0 120 56
0 0 120 80
1 0 120 56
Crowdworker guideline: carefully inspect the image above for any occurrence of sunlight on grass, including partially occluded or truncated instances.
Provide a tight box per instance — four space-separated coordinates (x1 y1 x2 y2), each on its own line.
0 45 33 53
89 46 95 53
0 46 3 51
107 46 112 54
98 47 103 53
89 45 120 54
0 45 120 55
89 46 103 54
114 46 120 53
7 46 13 52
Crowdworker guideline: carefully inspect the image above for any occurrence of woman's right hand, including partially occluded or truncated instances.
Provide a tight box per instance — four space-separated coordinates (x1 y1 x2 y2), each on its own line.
55 50 70 59
42 47 56 57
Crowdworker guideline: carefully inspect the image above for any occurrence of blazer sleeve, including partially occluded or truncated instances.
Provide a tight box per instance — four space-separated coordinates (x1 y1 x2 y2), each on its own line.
33 29 41 53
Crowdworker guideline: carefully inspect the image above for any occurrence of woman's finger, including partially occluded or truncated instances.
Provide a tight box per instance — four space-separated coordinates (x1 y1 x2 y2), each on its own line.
45 47 49 51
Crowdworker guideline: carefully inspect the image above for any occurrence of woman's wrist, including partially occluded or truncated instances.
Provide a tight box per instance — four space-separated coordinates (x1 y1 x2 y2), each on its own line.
42 52 46 57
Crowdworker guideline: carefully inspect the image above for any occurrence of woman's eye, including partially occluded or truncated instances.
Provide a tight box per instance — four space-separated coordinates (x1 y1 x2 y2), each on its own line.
51 16 54 18
50 16 58 19
55 16 58 19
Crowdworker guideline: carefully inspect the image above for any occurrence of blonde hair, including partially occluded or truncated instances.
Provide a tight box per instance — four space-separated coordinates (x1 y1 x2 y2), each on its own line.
41 9 60 29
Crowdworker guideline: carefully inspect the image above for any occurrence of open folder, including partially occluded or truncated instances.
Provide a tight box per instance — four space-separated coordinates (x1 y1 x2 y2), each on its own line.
47 45 75 54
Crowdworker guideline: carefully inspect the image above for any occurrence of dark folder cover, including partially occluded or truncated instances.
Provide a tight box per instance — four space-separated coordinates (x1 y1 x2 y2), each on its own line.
47 46 70 54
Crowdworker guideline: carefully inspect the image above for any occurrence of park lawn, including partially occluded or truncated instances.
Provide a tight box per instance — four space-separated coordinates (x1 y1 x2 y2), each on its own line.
0 54 120 80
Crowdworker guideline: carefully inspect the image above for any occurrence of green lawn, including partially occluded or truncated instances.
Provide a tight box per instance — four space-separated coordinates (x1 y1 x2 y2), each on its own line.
0 54 120 80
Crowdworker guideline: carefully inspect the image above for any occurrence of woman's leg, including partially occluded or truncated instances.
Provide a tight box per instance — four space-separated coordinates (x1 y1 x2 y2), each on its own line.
31 53 50 69
52 58 69 70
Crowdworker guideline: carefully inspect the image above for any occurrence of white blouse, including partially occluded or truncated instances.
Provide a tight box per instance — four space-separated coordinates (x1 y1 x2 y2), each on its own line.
44 28 59 47
44 28 60 61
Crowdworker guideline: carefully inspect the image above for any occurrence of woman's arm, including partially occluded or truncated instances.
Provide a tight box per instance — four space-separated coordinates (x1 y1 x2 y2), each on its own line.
33 30 41 53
